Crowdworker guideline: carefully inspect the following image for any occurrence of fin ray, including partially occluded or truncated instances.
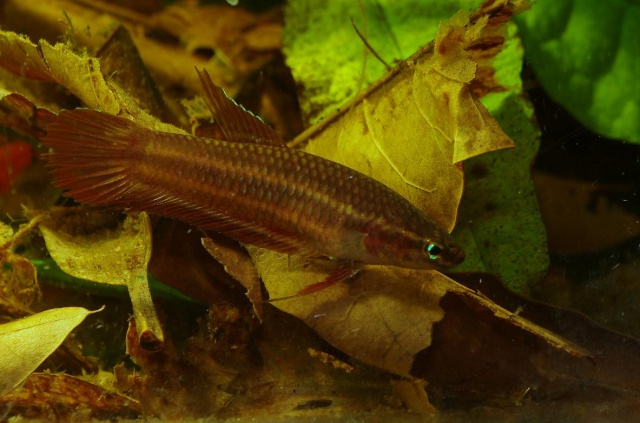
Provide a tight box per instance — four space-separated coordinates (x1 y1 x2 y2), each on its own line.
196 68 285 147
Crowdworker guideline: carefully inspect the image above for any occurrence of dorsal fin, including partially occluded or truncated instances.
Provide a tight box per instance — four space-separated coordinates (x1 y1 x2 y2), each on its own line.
196 68 285 147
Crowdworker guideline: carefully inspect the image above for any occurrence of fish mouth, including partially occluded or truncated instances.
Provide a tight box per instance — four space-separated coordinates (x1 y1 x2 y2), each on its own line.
443 245 465 266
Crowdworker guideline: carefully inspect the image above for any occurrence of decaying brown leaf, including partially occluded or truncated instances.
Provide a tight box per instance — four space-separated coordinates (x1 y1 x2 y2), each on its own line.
251 248 587 379
0 306 100 397
4 0 281 98
202 236 264 321
0 216 47 320
38 209 163 350
0 372 140 420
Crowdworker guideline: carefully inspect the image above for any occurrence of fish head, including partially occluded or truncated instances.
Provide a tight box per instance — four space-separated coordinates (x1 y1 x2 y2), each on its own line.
418 233 465 269
363 221 465 270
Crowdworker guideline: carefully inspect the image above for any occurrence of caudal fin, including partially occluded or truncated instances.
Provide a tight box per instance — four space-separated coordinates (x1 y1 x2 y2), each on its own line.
41 109 144 207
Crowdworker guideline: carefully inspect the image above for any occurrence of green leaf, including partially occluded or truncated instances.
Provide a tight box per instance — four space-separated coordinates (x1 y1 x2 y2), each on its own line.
283 0 482 124
516 0 640 143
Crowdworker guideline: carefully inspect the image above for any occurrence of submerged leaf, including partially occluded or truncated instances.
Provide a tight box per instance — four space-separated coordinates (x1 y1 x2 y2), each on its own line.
0 372 141 420
250 0 543 379
38 209 164 350
0 31 55 82
202 237 264 321
283 0 482 124
0 306 99 397
251 247 445 377
252 247 587 379
517 0 640 143
297 1 520 232
0 27 183 135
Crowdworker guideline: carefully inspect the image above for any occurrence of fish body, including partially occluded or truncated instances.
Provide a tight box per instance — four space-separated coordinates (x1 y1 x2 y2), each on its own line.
41 71 463 271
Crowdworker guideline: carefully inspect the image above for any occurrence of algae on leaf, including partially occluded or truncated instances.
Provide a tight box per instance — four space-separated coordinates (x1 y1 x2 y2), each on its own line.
283 0 483 124
452 23 549 294
516 0 640 143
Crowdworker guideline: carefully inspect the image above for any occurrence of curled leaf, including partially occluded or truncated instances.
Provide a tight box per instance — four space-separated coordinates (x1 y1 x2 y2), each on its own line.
202 237 263 321
38 209 164 350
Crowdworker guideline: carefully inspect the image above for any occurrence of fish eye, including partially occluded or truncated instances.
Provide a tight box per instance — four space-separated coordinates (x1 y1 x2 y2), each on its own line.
424 242 442 261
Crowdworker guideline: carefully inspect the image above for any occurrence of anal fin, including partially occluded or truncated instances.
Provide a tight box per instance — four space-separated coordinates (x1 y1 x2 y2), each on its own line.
269 263 361 302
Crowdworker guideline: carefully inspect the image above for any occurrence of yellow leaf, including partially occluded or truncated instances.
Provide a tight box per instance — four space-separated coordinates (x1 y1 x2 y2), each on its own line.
253 246 588 377
299 6 515 232
39 209 164 350
0 27 183 136
251 247 448 378
0 31 55 82
0 306 100 397
39 41 121 114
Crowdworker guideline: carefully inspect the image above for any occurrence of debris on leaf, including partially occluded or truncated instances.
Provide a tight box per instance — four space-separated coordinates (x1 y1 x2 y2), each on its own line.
0 372 140 420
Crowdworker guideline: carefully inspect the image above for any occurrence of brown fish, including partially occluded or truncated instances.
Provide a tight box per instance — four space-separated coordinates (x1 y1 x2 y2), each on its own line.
41 69 463 292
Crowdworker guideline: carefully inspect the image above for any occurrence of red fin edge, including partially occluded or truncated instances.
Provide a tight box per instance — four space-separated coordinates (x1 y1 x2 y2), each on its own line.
269 264 361 302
